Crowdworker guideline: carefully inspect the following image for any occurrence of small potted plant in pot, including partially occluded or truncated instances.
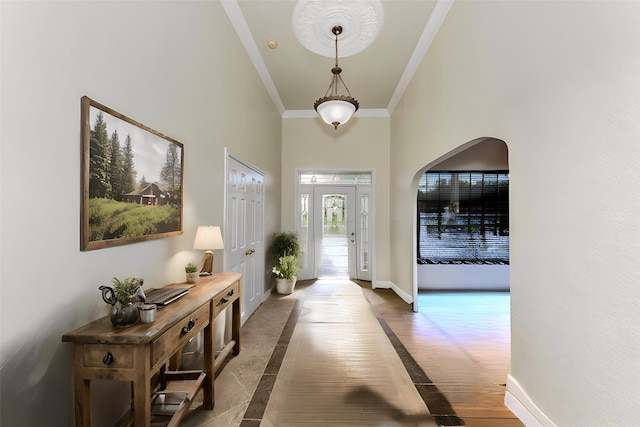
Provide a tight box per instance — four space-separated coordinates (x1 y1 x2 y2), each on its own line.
268 232 301 294
99 277 145 328
185 262 199 284
272 254 300 294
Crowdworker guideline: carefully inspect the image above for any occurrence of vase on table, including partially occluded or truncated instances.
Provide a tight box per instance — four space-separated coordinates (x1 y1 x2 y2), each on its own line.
109 303 139 328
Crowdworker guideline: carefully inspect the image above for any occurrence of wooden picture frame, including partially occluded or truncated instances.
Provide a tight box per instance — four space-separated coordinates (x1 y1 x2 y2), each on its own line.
81 96 183 251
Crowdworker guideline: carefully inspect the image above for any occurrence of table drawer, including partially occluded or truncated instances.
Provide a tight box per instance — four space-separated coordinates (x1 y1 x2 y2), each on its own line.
83 343 134 369
153 303 210 367
213 281 239 316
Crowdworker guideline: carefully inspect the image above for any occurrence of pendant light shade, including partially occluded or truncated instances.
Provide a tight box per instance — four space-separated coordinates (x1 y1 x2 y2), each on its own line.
313 26 359 130
315 98 357 128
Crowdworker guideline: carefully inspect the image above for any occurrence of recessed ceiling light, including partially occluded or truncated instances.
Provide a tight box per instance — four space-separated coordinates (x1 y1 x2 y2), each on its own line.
267 38 278 49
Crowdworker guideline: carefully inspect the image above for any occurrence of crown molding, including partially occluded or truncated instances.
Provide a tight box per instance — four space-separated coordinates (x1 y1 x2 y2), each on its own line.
220 0 286 116
387 0 454 114
223 0 454 119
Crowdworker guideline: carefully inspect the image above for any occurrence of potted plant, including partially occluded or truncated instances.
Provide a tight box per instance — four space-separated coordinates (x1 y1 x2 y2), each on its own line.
269 232 301 262
272 254 300 294
185 262 199 284
99 277 144 328
268 232 301 294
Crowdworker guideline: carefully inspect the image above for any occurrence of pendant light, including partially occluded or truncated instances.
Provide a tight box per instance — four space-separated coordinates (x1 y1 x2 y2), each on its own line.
313 25 359 130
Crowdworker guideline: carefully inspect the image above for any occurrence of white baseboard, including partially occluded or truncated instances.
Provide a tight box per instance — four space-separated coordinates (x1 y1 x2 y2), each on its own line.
374 280 413 304
505 374 556 427
373 280 391 290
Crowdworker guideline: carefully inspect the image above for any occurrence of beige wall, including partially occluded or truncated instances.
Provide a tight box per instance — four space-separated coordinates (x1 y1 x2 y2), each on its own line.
392 1 640 425
0 2 281 425
281 117 391 282
430 139 508 171
4 0 640 425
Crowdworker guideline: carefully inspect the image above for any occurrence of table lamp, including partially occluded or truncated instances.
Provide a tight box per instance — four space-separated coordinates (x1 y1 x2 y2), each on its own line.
193 225 224 276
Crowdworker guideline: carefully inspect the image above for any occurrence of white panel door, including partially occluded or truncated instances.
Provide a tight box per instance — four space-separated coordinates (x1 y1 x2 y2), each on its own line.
226 154 264 324
313 186 356 278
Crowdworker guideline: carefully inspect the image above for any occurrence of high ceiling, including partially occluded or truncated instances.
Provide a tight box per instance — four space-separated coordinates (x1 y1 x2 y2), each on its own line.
222 0 451 118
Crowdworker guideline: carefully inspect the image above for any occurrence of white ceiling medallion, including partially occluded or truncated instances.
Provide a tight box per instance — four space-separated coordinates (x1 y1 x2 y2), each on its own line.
292 0 384 58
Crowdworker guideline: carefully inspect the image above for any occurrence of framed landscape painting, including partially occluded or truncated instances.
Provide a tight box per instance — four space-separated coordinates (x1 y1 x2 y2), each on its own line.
81 96 183 251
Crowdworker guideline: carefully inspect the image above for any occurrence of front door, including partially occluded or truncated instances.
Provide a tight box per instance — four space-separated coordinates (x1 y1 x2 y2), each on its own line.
313 187 356 278
296 172 373 282
225 152 264 324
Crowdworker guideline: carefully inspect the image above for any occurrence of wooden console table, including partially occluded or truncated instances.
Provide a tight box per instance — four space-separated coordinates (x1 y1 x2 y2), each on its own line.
62 272 242 426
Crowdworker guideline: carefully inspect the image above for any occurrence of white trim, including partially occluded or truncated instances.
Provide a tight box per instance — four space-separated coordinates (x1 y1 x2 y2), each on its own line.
224 148 267 320
355 185 374 282
387 0 454 114
355 108 390 118
295 169 376 282
505 374 557 427
283 110 318 119
221 0 286 116
224 0 452 118
374 280 392 290
374 280 413 305
227 149 266 177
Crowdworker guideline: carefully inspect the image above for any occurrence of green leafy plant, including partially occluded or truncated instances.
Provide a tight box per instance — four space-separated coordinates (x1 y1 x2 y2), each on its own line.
268 232 301 281
111 277 143 308
185 262 198 273
268 232 301 264
272 255 300 280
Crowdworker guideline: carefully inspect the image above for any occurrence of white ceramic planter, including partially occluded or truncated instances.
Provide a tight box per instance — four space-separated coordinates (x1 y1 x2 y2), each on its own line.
275 277 297 295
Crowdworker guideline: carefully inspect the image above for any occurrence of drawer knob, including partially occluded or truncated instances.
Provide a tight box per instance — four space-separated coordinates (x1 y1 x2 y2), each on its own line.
182 318 195 334
227 289 234 297
102 352 114 366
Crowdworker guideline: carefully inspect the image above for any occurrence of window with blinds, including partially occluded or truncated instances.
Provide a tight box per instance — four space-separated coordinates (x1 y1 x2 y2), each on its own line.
417 171 509 264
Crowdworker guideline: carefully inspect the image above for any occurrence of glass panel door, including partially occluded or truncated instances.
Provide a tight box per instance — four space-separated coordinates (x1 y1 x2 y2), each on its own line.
313 187 356 279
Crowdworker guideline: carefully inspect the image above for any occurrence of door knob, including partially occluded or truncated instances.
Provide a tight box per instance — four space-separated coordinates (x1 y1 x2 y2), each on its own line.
245 248 255 255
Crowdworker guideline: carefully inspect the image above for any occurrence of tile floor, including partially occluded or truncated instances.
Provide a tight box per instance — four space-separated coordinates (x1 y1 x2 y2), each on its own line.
173 279 522 427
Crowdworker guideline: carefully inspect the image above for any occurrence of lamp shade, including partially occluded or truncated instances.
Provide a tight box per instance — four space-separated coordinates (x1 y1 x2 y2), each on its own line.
193 226 224 250
316 99 357 129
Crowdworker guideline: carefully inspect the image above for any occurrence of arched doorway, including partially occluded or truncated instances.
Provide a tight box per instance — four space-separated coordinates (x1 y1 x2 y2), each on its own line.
408 137 514 426
412 137 509 305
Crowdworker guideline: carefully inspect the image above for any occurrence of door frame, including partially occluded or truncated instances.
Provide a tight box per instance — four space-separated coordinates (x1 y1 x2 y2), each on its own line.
294 169 375 282
224 149 265 324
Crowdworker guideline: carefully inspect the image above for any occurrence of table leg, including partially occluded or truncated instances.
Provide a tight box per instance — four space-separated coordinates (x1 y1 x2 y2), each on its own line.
72 345 91 427
73 377 90 426
203 321 215 409
232 297 241 355
132 349 152 426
